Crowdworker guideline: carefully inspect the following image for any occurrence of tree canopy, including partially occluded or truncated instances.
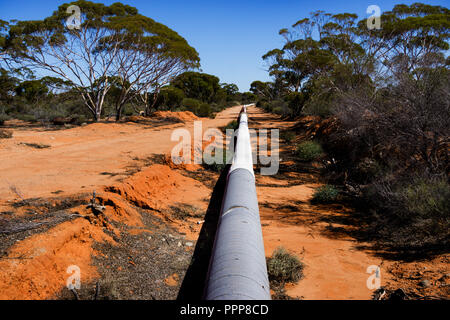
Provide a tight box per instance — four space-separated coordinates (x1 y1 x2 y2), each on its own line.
3 1 200 121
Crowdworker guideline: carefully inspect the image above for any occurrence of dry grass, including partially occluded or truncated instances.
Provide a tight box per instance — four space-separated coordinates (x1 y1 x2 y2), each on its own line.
0 129 13 139
267 247 304 284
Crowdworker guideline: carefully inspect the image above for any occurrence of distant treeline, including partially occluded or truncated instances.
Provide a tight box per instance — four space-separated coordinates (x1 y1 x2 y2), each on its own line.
252 3 449 256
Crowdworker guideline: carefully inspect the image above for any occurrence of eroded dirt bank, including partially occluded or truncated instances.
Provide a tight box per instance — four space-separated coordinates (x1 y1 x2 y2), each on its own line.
0 106 448 300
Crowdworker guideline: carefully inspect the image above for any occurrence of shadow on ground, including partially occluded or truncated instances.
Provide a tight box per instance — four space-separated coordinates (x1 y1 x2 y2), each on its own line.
177 164 230 300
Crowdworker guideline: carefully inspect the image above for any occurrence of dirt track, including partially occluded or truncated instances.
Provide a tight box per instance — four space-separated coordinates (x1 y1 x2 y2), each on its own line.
0 106 448 300
0 107 241 200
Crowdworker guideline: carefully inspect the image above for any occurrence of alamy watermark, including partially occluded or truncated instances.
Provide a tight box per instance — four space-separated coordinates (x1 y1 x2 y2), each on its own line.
66 265 81 290
66 5 81 30
367 5 381 30
366 265 382 290
171 121 280 176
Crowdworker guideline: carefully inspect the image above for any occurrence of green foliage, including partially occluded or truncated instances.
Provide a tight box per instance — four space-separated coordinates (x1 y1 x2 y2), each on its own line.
285 92 305 116
197 103 212 117
202 148 228 173
0 69 19 104
280 131 295 143
16 114 37 123
296 141 323 161
6 1 200 121
70 114 88 126
312 185 339 203
0 113 10 126
172 72 221 103
15 79 49 102
240 91 257 104
363 176 450 253
254 3 450 257
158 86 185 109
403 178 449 219
266 247 304 283
181 98 201 114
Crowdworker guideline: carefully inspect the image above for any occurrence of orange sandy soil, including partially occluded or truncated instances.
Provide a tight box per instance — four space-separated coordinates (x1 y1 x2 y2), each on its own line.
0 106 448 300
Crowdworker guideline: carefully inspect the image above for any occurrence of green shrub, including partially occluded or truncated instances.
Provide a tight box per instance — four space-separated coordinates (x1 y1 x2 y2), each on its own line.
16 114 38 123
302 102 332 117
280 131 296 143
181 98 201 114
272 106 283 115
70 114 88 126
197 103 212 117
296 141 323 161
364 176 450 253
0 114 10 126
403 178 449 219
202 148 228 173
312 185 339 203
266 247 304 283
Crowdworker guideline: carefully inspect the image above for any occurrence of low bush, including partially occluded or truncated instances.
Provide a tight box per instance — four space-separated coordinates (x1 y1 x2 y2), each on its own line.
202 148 229 173
0 114 10 126
296 141 323 162
0 129 13 139
70 114 88 126
363 176 450 253
280 131 296 143
266 247 304 283
16 114 38 123
312 185 339 203
181 98 201 114
197 103 212 117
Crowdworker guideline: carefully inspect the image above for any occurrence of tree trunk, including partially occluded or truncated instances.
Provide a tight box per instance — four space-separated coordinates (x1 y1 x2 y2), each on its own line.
115 107 122 122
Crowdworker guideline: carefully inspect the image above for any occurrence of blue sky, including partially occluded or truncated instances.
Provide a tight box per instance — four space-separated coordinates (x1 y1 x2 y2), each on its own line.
0 0 448 91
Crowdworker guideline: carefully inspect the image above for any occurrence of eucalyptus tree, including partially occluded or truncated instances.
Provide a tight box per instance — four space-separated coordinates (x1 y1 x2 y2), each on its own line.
171 72 221 103
102 13 199 120
358 3 450 76
6 1 199 121
0 20 8 61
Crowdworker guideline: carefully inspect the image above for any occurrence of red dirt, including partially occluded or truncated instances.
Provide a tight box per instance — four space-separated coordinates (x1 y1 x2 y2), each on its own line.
0 105 447 300
0 106 240 201
0 162 210 299
105 164 206 213
152 111 199 122
0 218 115 300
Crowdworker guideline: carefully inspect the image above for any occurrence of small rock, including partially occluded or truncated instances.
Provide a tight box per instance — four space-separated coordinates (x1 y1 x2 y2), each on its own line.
419 279 431 288
185 242 194 247
177 242 182 247
161 238 166 242
147 236 152 240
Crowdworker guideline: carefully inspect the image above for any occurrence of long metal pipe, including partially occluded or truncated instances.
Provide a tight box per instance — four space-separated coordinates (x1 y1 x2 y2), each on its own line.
204 104 271 300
